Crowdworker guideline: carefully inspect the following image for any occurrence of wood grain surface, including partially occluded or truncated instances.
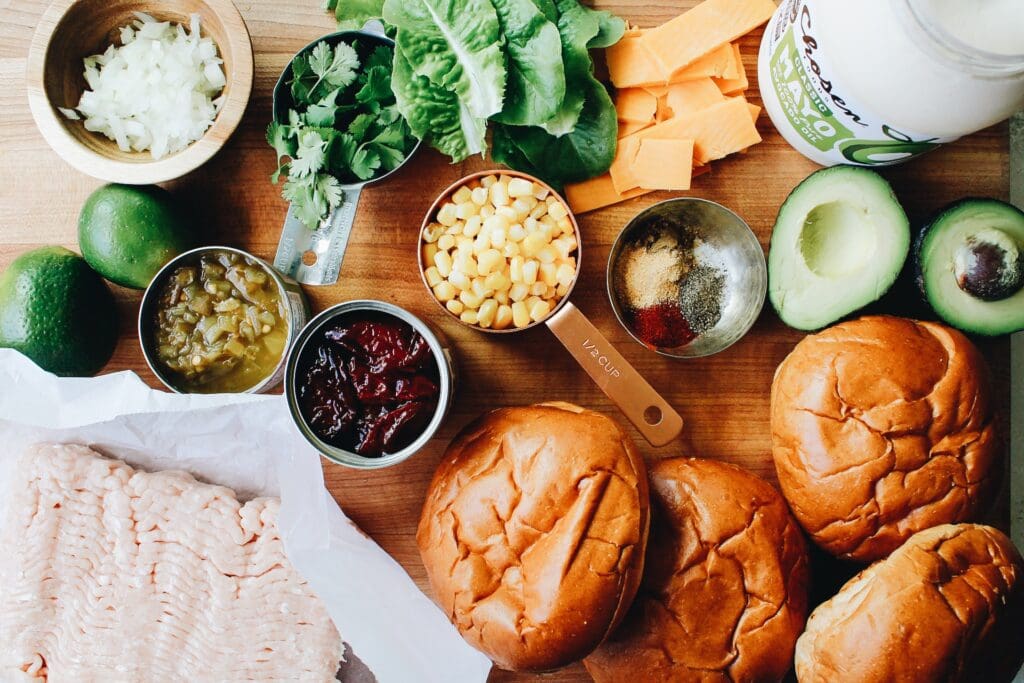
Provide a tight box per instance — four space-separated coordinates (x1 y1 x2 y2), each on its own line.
0 1 1012 681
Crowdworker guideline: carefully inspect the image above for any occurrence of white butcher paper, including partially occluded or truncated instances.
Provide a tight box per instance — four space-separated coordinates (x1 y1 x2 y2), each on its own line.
0 349 492 683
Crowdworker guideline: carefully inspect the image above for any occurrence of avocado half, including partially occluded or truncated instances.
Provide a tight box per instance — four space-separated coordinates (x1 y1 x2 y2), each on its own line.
768 166 910 330
916 198 1024 336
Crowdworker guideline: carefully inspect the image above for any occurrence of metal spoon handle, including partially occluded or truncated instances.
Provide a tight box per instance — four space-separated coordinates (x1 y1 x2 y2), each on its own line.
274 185 363 286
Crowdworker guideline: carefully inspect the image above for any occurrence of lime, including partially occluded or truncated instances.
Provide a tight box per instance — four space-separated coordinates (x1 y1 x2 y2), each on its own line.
79 184 194 289
0 246 118 377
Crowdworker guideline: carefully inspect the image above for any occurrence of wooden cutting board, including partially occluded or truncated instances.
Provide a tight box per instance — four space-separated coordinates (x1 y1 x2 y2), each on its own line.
0 2 1012 681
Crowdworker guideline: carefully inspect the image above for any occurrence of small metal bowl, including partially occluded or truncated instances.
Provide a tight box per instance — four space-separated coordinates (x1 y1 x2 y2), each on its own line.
284 300 456 469
608 198 767 358
139 246 310 393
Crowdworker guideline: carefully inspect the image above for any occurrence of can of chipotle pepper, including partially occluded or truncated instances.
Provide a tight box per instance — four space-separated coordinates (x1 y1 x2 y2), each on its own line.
284 300 456 469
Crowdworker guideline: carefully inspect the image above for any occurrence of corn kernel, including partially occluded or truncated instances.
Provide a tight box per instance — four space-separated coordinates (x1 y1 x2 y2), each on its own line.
452 186 473 204
557 216 572 234
483 214 509 234
511 301 531 328
507 177 533 197
449 270 471 292
422 243 438 265
536 246 557 264
471 278 491 299
477 299 498 328
479 204 495 219
494 304 513 329
463 215 482 237
434 251 452 277
477 249 503 276
438 234 455 251
494 206 517 223
522 259 539 285
484 272 509 292
481 175 497 188
471 186 488 205
548 201 568 220
511 198 532 217
423 223 443 243
522 232 548 258
509 283 529 302
437 202 458 226
455 237 473 254
509 256 524 283
494 291 510 305
460 310 479 325
434 281 456 302
502 242 521 259
555 263 575 287
490 180 510 207
459 290 483 309
446 299 464 315
552 237 573 259
454 254 478 277
524 217 540 233
529 203 548 220
424 266 442 287
490 228 507 249
525 295 542 310
456 202 478 220
556 282 570 296
445 223 463 236
529 299 552 322
529 281 547 296
539 262 558 287
533 185 550 200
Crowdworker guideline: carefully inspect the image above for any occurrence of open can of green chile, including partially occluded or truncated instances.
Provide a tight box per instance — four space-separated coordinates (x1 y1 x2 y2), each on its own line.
139 246 311 394
283 300 457 469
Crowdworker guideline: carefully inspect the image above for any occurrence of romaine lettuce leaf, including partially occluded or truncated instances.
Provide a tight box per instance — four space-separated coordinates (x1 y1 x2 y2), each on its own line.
490 0 565 126
323 0 384 29
537 0 602 136
383 0 506 120
390 44 487 160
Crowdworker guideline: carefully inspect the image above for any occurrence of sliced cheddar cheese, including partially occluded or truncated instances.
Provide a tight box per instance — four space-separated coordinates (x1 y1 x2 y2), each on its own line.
616 88 658 123
631 138 695 191
631 96 761 165
643 84 669 98
619 120 652 137
713 43 749 94
666 42 738 83
655 95 673 123
564 173 651 214
609 134 643 194
664 78 725 118
727 95 763 123
606 33 664 88
640 0 776 77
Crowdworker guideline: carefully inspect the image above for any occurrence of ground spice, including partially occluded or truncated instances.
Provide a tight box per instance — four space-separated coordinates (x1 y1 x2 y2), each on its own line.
629 302 696 348
678 265 726 334
614 232 688 309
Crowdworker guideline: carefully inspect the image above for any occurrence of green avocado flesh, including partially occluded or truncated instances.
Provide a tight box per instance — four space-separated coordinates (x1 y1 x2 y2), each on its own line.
917 198 1024 336
768 166 910 330
0 246 118 376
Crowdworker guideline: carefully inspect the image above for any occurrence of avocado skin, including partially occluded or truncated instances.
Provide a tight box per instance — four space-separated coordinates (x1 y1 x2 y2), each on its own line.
914 198 1024 336
0 247 119 376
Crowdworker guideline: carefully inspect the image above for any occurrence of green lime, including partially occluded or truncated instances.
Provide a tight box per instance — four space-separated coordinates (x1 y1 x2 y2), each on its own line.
78 184 194 289
0 246 118 377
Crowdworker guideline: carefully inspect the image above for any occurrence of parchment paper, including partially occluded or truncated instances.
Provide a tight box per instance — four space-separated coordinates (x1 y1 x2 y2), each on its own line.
0 349 491 683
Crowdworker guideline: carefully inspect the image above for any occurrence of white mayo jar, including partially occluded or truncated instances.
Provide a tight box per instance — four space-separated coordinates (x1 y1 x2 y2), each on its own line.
758 0 1024 166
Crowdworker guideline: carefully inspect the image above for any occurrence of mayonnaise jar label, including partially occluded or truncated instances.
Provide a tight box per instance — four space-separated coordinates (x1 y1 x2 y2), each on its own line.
760 0 949 166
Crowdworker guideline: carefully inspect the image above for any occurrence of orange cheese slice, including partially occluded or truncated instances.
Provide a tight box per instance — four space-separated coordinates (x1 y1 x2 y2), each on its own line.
609 134 643 194
619 119 652 137
616 88 658 123
664 78 725 118
712 43 749 95
666 42 738 83
655 95 673 123
643 84 669 98
640 0 776 77
630 96 762 165
631 138 695 191
564 173 651 214
606 33 665 88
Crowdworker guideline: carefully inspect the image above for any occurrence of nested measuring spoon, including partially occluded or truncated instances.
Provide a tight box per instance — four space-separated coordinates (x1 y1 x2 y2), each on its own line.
419 170 684 447
271 25 420 285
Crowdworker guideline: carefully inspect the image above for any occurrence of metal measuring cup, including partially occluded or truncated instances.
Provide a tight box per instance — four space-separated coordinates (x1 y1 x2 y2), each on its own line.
418 170 684 447
271 25 420 286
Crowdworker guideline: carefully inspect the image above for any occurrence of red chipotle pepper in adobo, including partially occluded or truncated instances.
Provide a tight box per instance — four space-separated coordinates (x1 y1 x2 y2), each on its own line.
297 313 440 457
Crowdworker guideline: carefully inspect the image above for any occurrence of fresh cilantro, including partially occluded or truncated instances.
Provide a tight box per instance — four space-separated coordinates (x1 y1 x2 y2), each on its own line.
268 38 418 229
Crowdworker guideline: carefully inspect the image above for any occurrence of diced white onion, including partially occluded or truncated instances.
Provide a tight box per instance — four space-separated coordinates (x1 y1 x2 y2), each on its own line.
60 13 225 160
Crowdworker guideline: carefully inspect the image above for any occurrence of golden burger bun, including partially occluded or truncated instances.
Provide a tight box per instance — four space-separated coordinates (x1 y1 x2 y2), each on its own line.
416 402 649 672
584 457 809 683
795 524 1023 682
771 316 999 562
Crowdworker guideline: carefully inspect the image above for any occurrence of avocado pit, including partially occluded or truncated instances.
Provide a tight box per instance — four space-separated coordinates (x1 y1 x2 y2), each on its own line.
953 229 1024 301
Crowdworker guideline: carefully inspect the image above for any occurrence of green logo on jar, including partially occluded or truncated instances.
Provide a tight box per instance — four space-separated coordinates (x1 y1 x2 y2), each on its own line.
839 126 940 165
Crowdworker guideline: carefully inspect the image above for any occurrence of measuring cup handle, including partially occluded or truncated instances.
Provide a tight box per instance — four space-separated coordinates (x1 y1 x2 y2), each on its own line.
546 302 684 447
274 185 363 286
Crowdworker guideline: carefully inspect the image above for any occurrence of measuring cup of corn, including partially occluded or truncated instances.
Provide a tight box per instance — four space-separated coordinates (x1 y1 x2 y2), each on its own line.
417 170 684 447
271 25 420 286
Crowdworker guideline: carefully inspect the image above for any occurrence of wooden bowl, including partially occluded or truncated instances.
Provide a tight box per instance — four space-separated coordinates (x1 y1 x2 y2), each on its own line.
26 0 253 184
